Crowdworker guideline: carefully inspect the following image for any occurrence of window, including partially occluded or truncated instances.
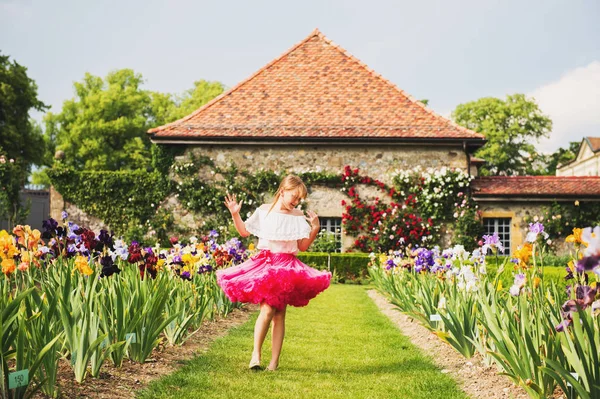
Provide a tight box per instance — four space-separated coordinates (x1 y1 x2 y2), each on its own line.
319 217 342 252
483 218 511 252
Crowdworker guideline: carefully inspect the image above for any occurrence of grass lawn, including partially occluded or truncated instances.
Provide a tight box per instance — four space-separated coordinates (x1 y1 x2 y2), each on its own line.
139 284 468 399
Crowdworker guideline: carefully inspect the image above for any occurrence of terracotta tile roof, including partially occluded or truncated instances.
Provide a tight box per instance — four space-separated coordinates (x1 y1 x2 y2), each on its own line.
471 176 600 197
586 137 600 152
149 29 485 143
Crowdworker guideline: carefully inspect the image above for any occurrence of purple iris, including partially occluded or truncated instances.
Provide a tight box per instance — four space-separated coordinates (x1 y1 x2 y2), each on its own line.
100 255 121 278
481 232 504 254
43 218 58 232
576 256 600 273
198 265 214 274
98 230 114 247
514 273 526 287
529 222 545 234
385 259 396 270
555 285 598 332
565 267 574 281
414 248 434 273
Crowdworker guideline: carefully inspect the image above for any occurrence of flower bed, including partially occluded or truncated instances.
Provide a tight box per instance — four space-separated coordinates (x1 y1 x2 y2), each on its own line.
0 216 251 397
370 224 600 398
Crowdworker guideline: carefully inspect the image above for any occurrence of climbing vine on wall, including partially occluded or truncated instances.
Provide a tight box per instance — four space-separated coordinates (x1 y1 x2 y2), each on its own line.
48 149 485 251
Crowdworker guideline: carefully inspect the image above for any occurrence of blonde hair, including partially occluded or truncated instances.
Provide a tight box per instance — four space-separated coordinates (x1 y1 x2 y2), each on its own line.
268 175 308 214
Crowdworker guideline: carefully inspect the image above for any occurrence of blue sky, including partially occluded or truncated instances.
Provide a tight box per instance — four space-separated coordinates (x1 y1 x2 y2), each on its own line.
1 0 598 153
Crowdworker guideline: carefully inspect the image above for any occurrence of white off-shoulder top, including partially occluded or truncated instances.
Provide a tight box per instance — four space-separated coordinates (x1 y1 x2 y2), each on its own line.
244 205 311 254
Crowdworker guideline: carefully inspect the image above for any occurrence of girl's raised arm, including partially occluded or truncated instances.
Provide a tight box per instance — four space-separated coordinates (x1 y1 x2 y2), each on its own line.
224 193 250 237
298 210 320 252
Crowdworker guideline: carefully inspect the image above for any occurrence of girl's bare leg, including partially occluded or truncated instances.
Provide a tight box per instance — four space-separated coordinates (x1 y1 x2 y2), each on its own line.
251 302 276 365
268 305 287 370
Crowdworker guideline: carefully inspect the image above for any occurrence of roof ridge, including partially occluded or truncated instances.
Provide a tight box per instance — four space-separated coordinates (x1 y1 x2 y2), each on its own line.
149 29 322 134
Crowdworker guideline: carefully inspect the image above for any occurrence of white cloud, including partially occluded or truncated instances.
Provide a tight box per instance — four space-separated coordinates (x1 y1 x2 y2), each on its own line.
531 61 600 153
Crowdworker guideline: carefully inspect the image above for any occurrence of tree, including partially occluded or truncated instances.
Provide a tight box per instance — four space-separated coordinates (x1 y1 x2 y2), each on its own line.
148 79 225 126
172 80 225 120
0 52 48 226
543 141 579 175
44 71 225 172
44 69 153 171
452 94 552 175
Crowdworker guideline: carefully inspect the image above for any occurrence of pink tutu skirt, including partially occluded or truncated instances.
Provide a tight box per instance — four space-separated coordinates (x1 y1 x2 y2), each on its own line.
216 250 331 311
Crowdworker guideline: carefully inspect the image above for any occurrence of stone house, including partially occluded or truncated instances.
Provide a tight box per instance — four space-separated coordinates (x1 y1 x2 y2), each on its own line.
556 137 600 176
147 29 487 250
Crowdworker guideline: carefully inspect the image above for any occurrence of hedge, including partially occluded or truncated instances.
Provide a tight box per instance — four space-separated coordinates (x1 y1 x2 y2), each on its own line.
296 252 371 281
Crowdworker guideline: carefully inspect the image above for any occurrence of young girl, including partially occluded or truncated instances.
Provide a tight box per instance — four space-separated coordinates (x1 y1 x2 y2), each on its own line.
216 175 331 371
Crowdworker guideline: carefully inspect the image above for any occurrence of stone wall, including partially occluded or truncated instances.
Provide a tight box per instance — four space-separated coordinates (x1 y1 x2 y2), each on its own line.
188 144 469 185
50 186 109 233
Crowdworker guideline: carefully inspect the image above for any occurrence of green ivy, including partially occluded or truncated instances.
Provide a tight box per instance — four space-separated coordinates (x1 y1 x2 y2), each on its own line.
150 144 185 175
47 166 171 237
172 153 340 232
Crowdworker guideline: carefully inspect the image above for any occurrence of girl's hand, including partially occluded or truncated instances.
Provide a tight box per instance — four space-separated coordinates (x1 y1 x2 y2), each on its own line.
224 193 243 215
305 210 320 231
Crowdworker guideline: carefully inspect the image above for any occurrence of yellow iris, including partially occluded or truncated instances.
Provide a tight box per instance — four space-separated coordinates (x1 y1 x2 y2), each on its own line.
74 256 93 276
512 243 533 268
0 230 19 259
2 258 16 276
565 228 586 246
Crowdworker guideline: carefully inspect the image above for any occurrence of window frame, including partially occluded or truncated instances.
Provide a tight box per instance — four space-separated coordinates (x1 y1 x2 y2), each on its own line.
482 217 511 252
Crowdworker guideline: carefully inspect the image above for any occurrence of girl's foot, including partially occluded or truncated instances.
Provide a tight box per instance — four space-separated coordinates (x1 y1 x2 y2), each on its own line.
266 362 278 371
249 353 262 370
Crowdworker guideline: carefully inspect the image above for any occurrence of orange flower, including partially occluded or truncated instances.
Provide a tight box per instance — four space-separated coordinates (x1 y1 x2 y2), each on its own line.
12 225 26 246
533 276 541 289
28 229 41 249
513 243 533 268
2 258 16 276
0 230 19 259
18 262 29 272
